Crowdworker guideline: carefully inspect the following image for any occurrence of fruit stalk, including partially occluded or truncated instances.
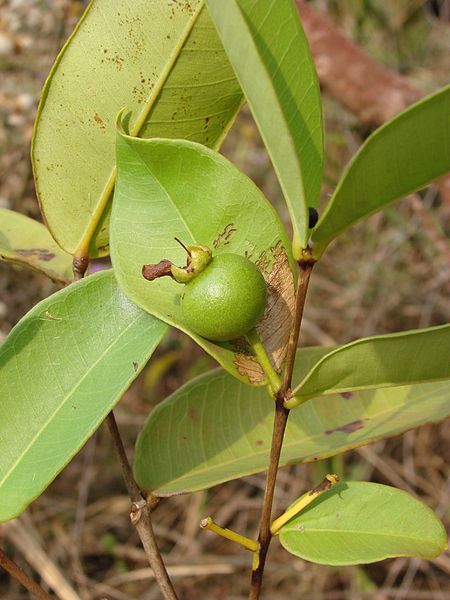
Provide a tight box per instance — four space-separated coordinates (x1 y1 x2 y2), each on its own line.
246 327 281 394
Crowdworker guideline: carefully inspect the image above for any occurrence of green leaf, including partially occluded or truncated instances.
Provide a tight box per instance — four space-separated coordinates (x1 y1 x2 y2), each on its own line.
312 85 450 256
32 0 243 258
133 347 450 494
110 131 295 385
0 208 72 284
290 324 450 404
0 271 167 522
278 482 447 565
206 0 323 257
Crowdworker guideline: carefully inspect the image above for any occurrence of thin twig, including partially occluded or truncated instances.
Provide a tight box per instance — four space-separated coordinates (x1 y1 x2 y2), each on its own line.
105 412 179 600
249 260 315 600
3 517 81 600
0 547 54 600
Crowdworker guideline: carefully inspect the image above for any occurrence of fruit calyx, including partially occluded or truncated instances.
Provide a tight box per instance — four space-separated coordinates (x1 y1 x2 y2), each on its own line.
142 240 212 284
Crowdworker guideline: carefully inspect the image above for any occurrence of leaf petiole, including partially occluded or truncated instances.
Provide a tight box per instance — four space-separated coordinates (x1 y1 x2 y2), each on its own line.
284 393 307 410
270 474 339 535
200 517 259 553
246 328 281 396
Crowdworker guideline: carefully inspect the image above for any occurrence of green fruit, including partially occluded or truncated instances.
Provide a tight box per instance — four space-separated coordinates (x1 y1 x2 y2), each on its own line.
181 253 267 342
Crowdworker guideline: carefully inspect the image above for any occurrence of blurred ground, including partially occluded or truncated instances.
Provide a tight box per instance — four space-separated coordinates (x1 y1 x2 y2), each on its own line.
0 1 449 599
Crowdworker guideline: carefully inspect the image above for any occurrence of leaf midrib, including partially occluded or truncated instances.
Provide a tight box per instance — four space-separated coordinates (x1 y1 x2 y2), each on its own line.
0 309 145 488
151 383 446 492
74 0 206 255
281 527 438 542
125 138 197 244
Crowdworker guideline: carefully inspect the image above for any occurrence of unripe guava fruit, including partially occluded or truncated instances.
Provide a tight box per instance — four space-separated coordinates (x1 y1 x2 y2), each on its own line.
181 253 266 342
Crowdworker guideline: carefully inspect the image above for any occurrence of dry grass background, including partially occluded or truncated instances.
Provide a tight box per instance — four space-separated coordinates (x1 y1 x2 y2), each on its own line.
0 1 449 598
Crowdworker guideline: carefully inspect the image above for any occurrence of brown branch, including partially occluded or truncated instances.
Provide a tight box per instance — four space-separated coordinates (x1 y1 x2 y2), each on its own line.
105 412 178 600
0 547 54 600
249 260 314 600
249 399 289 600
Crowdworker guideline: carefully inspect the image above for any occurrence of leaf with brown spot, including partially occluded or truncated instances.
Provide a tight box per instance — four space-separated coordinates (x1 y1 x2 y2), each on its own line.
257 242 296 372
213 223 237 249
15 249 55 262
32 1 243 258
0 209 72 285
134 346 450 495
234 242 295 383
110 133 295 385
325 420 364 435
94 113 106 129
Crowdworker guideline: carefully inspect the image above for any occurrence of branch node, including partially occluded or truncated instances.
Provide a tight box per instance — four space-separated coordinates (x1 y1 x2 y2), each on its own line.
72 255 89 280
130 499 146 525
145 492 161 512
